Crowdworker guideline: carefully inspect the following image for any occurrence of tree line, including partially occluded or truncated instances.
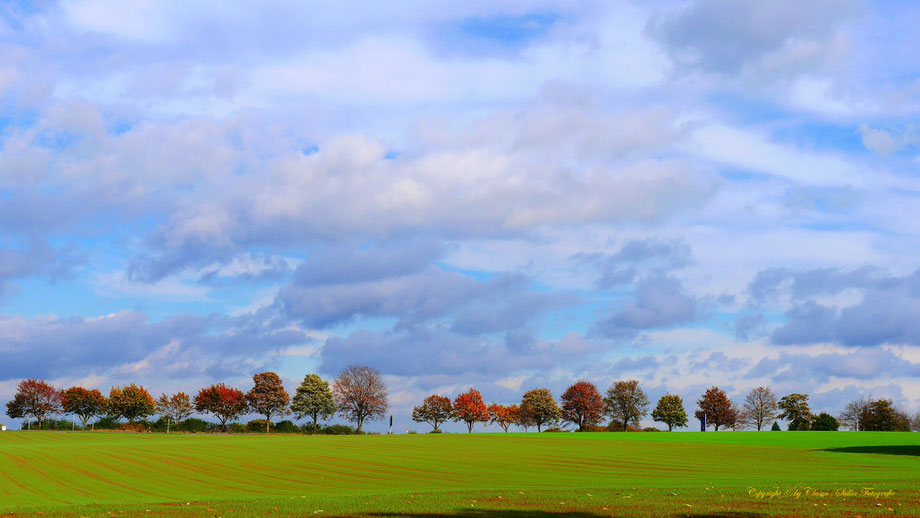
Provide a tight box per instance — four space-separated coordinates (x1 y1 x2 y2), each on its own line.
5 369 919 433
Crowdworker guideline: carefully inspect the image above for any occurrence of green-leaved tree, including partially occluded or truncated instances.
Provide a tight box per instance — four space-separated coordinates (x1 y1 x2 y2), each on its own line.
651 393 688 431
291 374 336 433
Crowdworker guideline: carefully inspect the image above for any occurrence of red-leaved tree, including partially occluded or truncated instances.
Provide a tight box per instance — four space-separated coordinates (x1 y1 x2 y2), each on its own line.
246 372 290 433
62 387 107 430
695 386 734 431
194 383 248 431
561 380 606 431
452 388 489 433
411 394 453 432
108 384 156 424
488 403 519 432
5 379 62 429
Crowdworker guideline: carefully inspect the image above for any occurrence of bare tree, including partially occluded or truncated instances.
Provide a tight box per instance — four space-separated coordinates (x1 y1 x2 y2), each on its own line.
742 386 778 431
332 365 388 433
838 395 870 431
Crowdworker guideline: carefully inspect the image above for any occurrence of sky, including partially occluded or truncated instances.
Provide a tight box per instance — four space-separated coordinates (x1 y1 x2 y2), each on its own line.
1 0 919 432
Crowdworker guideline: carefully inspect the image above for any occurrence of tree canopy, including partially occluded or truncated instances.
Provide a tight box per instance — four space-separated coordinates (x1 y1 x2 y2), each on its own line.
412 394 452 432
561 380 605 431
651 393 688 432
520 388 560 432
452 388 489 433
291 374 336 433
247 372 290 433
605 380 649 432
332 365 388 433
695 386 735 431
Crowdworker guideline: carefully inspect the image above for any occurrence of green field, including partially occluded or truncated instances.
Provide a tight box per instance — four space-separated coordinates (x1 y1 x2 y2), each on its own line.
1 431 918 517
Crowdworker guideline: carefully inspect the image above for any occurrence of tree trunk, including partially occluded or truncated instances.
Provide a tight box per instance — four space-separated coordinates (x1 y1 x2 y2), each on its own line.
356 416 364 433
668 423 672 432
167 418 171 434
313 416 319 434
265 416 271 434
467 421 473 433
537 423 542 433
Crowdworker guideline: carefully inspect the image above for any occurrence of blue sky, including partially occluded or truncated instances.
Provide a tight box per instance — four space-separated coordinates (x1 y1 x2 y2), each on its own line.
2 0 920 432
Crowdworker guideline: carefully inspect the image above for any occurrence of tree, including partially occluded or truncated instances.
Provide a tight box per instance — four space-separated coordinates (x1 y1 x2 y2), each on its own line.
452 388 489 433
560 381 606 431
332 365 388 433
742 386 778 431
488 403 519 432
61 387 106 431
156 392 193 433
651 394 688 431
246 372 290 434
5 379 62 430
108 384 156 423
520 388 561 432
291 374 336 433
411 395 452 432
811 412 839 431
912 411 920 432
515 403 537 432
194 383 248 431
861 399 910 431
605 380 649 432
728 402 745 431
771 421 781 431
838 395 870 431
695 386 734 431
778 393 812 431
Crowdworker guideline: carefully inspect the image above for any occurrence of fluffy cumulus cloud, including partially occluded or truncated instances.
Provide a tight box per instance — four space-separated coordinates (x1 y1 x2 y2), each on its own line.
1 0 920 430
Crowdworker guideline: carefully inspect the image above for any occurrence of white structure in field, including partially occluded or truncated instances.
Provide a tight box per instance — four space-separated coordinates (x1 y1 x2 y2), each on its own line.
0 425 6 431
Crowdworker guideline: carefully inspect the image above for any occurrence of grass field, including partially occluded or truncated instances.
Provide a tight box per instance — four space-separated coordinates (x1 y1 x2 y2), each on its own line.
1 431 918 517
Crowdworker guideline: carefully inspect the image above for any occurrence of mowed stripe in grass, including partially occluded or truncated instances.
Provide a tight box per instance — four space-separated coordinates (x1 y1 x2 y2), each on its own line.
0 431 918 516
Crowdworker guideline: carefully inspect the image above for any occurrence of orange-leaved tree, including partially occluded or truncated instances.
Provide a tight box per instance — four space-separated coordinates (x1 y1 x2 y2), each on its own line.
412 394 452 432
108 384 156 424
452 388 489 433
62 386 107 430
561 380 605 431
246 372 290 433
194 383 248 431
5 379 62 430
488 403 519 432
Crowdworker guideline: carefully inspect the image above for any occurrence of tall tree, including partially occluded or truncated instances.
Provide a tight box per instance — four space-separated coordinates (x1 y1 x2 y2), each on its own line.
861 399 910 431
61 387 106 431
247 372 290 433
651 394 688 431
911 411 920 432
291 374 336 434
411 395 452 432
452 388 489 433
156 392 193 433
515 403 537 432
742 386 778 431
109 385 156 423
604 380 649 432
695 386 734 431
5 379 62 430
194 383 248 431
838 395 870 431
727 402 744 431
778 393 812 431
520 388 561 432
488 403 519 432
332 365 388 433
560 380 605 431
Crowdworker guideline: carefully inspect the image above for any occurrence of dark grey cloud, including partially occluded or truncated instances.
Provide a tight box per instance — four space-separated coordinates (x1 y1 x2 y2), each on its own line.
319 328 604 378
748 265 882 302
746 348 920 384
0 310 310 382
0 240 85 301
576 238 691 289
292 238 447 287
647 0 861 75
595 275 699 337
769 269 920 346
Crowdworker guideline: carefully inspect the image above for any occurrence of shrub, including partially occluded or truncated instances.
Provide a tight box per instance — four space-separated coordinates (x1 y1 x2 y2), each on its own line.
274 420 298 434
119 422 148 433
320 424 358 435
227 423 246 434
92 417 122 430
771 421 782 431
428 429 443 434
606 421 642 432
543 427 569 433
179 418 210 433
246 420 275 433
580 424 607 432
643 427 662 432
